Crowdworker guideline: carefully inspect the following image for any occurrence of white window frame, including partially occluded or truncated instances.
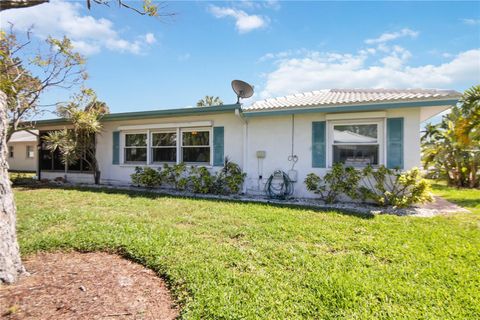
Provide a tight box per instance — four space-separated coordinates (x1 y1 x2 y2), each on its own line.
26 145 34 159
120 127 213 166
150 130 177 164
8 146 14 158
122 131 148 164
180 127 212 166
327 119 384 167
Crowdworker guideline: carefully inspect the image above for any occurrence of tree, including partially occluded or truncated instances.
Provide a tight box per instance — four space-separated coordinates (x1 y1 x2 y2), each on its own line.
0 28 86 142
0 91 25 284
196 95 223 107
422 85 480 188
43 89 109 184
0 0 166 17
0 0 167 284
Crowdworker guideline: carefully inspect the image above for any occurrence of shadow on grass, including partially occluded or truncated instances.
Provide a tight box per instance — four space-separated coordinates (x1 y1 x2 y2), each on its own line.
15 183 375 220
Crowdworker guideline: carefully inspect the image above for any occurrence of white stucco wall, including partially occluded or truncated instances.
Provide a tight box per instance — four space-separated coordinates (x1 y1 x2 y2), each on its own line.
41 171 95 184
36 106 425 196
7 141 37 172
244 107 422 198
95 112 245 185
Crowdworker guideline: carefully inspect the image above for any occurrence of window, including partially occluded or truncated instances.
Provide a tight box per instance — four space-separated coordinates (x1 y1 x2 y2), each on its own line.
124 133 147 163
151 132 176 163
8 146 14 158
331 123 380 167
182 130 210 163
26 145 34 158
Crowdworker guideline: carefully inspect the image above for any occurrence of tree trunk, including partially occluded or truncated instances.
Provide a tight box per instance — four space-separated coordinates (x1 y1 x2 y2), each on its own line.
0 91 24 284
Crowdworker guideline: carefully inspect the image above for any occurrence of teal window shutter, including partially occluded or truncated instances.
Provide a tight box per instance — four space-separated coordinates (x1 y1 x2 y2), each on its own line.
312 121 326 168
213 127 224 166
112 131 120 165
387 118 404 169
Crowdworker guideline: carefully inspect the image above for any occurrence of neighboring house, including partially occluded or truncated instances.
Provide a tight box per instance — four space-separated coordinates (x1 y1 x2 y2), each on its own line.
7 130 38 172
33 88 460 197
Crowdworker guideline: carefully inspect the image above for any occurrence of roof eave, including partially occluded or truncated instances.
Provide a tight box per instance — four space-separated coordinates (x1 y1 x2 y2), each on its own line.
33 104 241 128
242 98 460 117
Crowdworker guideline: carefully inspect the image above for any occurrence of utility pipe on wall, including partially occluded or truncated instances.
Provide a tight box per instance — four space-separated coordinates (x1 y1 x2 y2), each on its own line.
235 108 249 194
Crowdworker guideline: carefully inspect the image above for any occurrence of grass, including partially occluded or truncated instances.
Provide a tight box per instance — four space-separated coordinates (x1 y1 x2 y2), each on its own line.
13 184 480 319
429 180 480 214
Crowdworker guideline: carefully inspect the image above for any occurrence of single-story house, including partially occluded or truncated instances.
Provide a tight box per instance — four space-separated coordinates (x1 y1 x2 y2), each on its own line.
7 130 38 172
32 88 460 197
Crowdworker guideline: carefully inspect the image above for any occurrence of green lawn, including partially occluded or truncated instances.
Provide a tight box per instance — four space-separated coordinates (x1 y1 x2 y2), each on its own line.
430 181 480 214
13 185 480 319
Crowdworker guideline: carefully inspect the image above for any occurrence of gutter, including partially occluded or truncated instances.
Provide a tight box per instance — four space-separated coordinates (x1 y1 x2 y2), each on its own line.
32 103 241 127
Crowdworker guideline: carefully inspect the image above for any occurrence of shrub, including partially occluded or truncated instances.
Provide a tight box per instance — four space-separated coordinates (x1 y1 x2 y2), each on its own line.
10 172 37 186
305 163 433 208
161 163 187 190
130 159 246 195
304 163 361 204
130 167 162 188
188 166 214 194
359 165 433 208
214 158 246 195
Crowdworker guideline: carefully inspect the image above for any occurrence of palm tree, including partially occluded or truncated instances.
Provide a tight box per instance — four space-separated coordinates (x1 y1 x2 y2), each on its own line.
421 85 480 188
43 89 108 184
43 129 79 182
421 123 440 142
196 96 223 107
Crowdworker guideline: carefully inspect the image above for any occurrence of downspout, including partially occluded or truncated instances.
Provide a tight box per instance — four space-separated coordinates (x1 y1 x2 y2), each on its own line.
235 108 248 194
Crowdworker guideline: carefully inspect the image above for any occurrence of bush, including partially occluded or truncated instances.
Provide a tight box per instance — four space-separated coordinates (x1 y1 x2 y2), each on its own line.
304 163 361 204
359 165 433 208
305 163 433 208
130 167 162 188
189 166 215 194
161 163 188 190
9 172 37 186
130 159 246 195
214 158 246 195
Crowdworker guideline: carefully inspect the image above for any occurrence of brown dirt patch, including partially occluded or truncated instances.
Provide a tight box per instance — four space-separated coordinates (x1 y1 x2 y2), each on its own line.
0 252 179 319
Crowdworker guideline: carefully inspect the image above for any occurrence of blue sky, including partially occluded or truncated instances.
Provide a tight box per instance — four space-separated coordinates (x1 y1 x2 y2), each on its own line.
1 0 479 116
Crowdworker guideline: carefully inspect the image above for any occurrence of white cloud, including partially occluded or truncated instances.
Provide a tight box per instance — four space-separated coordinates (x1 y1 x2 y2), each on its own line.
236 0 280 10
0 0 156 55
144 33 156 44
264 0 281 10
462 18 480 25
365 28 419 44
260 48 480 98
208 5 268 33
258 48 311 62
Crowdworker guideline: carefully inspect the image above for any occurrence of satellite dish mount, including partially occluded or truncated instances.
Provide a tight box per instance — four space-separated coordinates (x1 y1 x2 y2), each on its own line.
231 80 254 104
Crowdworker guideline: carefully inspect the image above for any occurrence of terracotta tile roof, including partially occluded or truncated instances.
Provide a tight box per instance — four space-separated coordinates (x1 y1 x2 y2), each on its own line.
245 88 461 111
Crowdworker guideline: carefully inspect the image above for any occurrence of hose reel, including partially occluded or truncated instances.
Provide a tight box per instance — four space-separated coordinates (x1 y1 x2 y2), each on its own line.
264 170 294 200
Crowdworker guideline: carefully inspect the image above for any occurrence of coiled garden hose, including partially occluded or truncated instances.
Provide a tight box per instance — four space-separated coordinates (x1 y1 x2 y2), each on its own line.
265 170 294 200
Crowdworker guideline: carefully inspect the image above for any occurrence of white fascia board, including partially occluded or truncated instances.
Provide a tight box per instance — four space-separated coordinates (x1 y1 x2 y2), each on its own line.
117 121 213 131
325 111 386 121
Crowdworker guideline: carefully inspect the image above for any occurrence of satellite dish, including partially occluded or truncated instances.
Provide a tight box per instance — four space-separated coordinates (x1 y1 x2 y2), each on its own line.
232 80 254 104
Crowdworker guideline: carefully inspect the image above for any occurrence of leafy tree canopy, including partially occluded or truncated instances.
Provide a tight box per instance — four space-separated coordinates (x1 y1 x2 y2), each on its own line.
422 85 480 188
0 28 86 141
196 95 223 107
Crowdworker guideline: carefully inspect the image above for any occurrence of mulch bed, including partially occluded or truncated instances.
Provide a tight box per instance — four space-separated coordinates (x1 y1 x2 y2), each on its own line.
0 252 179 319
